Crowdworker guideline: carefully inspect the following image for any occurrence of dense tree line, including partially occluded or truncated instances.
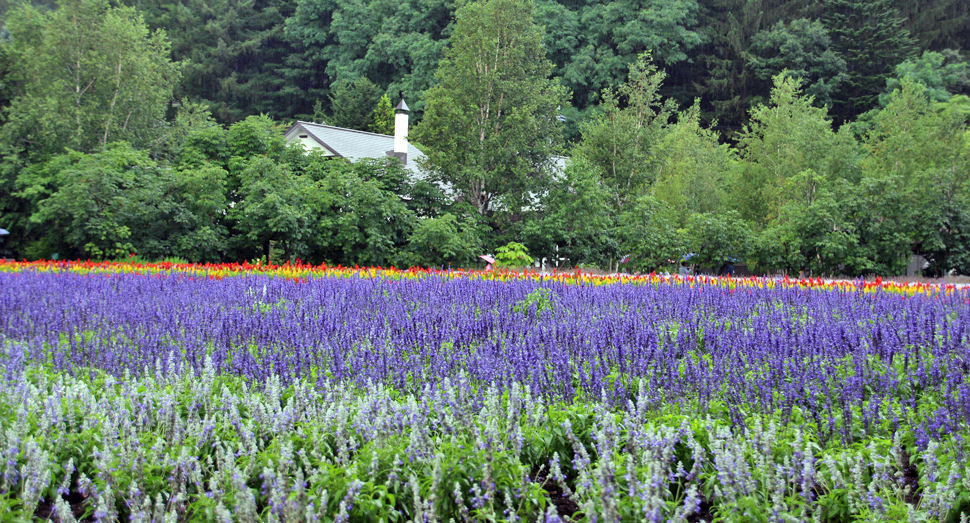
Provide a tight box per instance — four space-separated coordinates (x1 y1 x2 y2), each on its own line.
0 0 968 276
4 0 968 129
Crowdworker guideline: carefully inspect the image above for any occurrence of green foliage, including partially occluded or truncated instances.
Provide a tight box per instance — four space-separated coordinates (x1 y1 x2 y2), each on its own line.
747 18 848 108
552 0 703 108
615 195 685 272
229 156 313 263
413 0 568 227
650 102 734 225
372 93 395 135
0 0 180 160
284 0 453 119
16 142 231 262
403 213 480 268
859 77 970 275
1 0 969 274
494 241 533 269
227 115 288 161
685 211 750 272
523 157 615 270
327 77 383 131
21 143 148 260
571 53 676 212
748 174 866 276
735 74 862 226
692 0 770 137
155 101 226 166
512 287 554 319
123 0 303 123
882 49 970 105
225 114 293 196
129 163 230 263
822 0 918 122
303 158 415 267
177 120 230 170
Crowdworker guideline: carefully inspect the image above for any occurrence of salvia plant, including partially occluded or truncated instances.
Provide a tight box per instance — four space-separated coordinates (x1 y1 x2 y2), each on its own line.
0 261 968 521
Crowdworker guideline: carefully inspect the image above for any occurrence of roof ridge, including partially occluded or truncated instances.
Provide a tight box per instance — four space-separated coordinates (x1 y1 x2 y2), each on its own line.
294 121 393 139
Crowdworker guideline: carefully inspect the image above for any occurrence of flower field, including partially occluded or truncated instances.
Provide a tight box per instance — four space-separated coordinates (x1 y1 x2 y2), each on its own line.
1 261 969 522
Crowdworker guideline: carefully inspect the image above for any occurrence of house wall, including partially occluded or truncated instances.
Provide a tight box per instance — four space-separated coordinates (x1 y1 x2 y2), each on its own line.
285 130 336 156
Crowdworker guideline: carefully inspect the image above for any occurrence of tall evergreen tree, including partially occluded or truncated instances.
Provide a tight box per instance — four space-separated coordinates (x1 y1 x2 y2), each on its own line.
692 0 813 135
371 94 394 135
123 0 303 123
822 0 917 123
895 0 970 51
326 77 382 130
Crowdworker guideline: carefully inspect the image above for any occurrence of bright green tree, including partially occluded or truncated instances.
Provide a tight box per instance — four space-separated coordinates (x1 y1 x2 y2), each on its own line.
0 0 180 259
371 93 394 135
302 157 415 267
1 0 180 159
494 242 534 268
128 163 229 263
571 53 676 212
523 157 615 269
734 74 862 226
21 143 151 260
748 172 866 276
860 78 970 275
650 102 735 225
229 156 314 263
413 0 568 230
404 213 480 268
615 195 685 273
684 211 750 274
881 50 970 105
225 114 295 196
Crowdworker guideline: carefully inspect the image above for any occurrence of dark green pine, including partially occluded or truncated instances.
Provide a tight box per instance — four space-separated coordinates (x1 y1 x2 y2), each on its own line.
822 0 918 123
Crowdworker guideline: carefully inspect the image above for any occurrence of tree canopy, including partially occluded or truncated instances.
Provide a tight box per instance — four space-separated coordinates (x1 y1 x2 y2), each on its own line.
412 0 567 240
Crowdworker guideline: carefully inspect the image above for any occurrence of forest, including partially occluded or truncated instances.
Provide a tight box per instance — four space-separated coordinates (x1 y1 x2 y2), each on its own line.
0 0 968 276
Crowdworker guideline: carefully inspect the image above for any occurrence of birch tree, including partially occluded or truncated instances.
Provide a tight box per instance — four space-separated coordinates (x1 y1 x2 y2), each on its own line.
1 0 180 159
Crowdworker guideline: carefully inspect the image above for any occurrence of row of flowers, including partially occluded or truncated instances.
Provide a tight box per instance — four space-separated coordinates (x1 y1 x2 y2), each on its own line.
0 262 968 520
0 259 960 296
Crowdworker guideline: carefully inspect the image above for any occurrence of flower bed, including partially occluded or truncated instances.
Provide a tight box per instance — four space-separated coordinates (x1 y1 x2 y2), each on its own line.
1 261 969 521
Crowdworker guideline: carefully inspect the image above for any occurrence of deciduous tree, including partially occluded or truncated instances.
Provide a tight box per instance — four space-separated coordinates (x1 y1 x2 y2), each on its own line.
1 0 180 159
747 18 847 108
413 0 567 233
571 53 676 212
650 102 734 225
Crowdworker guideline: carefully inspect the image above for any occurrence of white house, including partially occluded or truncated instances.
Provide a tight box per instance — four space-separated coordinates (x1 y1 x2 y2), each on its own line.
284 100 428 179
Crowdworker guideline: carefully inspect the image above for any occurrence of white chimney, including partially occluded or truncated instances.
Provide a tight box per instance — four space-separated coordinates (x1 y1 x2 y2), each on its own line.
393 99 409 156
